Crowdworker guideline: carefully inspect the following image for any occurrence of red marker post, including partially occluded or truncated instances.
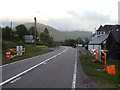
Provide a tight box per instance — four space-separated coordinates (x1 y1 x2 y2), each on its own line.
6 49 11 61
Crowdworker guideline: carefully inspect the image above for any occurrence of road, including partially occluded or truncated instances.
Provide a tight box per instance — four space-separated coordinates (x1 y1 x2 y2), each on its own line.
1 46 99 89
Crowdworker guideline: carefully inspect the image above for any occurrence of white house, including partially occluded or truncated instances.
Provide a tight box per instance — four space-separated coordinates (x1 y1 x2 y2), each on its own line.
88 35 108 51
88 25 117 51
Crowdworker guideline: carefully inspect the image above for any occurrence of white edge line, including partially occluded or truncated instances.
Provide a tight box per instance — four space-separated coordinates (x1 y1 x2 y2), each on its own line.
72 52 77 89
10 77 21 84
0 47 68 86
0 55 42 68
0 47 67 68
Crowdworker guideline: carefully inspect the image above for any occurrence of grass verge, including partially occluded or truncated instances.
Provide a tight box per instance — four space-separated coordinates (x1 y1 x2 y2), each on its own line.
2 44 51 65
80 51 120 88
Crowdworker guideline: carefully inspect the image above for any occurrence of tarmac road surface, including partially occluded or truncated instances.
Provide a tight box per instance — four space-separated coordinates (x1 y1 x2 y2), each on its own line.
1 46 99 89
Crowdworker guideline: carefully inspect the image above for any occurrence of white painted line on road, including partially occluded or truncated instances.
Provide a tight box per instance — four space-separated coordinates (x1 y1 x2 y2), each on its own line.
0 55 40 68
0 47 68 86
72 52 77 89
10 77 21 84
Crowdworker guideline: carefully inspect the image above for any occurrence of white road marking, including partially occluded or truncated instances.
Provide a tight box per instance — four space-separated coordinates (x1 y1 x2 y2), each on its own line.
0 47 68 86
0 55 41 68
10 77 21 84
72 52 77 89
43 62 46 65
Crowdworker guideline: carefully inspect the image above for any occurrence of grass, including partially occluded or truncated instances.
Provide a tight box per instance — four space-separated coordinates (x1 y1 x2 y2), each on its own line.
36 45 48 48
2 44 51 65
80 53 120 88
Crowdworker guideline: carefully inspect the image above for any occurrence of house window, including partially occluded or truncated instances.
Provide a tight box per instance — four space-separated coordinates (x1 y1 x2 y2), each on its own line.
103 32 105 35
98 32 100 35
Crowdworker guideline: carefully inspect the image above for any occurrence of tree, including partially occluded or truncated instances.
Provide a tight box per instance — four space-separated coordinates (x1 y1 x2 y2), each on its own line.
84 37 89 45
64 39 76 46
15 24 29 40
39 28 53 46
2 26 14 41
44 28 49 34
29 26 39 37
76 37 84 44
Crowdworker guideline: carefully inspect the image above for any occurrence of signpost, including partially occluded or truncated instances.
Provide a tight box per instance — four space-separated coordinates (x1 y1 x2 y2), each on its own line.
24 35 34 43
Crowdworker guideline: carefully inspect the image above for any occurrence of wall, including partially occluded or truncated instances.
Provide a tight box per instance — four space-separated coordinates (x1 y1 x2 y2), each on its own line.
88 44 100 51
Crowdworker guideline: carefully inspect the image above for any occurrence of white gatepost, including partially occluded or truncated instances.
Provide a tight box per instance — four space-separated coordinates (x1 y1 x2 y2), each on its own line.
16 46 23 56
98 45 101 62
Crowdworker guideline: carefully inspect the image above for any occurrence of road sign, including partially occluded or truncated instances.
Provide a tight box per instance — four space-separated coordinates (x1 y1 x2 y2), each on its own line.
24 35 34 43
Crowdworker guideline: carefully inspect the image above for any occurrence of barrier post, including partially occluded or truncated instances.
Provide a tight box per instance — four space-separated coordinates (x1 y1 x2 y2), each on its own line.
6 49 11 61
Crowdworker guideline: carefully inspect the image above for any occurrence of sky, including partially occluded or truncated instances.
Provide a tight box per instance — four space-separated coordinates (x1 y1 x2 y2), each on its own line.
0 0 119 32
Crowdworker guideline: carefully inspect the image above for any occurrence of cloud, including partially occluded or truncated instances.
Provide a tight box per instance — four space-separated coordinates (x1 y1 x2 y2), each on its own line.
83 11 111 22
1 10 116 33
46 10 115 32
1 17 30 27
35 10 41 14
67 10 80 16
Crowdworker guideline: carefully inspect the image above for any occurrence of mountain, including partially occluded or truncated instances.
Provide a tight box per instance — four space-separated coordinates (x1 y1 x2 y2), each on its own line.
24 23 70 41
63 31 93 40
24 23 93 41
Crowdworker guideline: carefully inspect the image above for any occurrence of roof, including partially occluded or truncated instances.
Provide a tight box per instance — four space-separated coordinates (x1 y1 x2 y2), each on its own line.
89 35 108 45
97 25 120 33
110 30 120 43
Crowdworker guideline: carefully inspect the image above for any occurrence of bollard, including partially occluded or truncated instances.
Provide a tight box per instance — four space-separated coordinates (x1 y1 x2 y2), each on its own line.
6 49 11 61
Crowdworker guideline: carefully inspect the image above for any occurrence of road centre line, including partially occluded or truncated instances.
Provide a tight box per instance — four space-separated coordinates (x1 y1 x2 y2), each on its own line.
0 47 68 86
72 52 77 89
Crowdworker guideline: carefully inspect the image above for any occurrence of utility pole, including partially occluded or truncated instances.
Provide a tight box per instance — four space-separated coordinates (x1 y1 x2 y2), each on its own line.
10 21 12 42
34 17 37 54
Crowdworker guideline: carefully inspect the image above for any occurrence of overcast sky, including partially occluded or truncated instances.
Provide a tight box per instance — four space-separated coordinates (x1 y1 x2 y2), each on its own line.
0 0 119 32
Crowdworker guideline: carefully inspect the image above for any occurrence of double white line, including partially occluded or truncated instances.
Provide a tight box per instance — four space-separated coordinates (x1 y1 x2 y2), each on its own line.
0 47 68 86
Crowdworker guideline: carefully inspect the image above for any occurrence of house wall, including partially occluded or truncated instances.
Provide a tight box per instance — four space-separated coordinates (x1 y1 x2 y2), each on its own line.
88 45 100 51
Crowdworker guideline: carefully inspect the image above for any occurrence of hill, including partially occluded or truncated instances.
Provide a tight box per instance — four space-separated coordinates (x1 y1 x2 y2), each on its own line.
63 31 93 40
24 23 92 41
24 23 70 41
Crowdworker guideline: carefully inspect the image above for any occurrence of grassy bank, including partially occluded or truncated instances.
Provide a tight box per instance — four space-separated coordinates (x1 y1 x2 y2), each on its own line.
80 51 120 88
2 44 51 65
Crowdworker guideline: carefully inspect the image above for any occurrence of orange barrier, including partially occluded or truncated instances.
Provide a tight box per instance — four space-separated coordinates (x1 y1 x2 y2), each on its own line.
10 48 16 53
106 65 116 75
6 48 26 60
96 50 116 75
22 48 26 55
95 49 98 61
101 51 107 71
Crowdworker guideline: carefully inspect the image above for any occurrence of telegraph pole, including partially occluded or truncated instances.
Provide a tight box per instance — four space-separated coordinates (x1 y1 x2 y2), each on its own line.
10 21 12 42
34 17 37 54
